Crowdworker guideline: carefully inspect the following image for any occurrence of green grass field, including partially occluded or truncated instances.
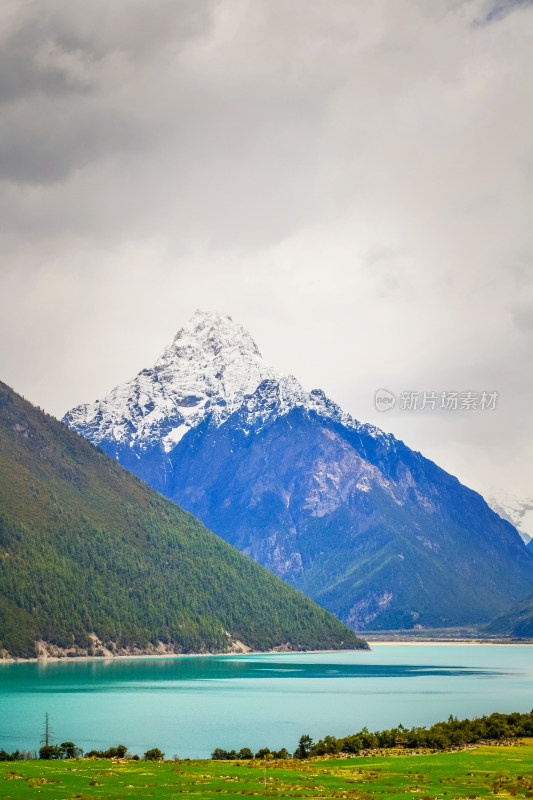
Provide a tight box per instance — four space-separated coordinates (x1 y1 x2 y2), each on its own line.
1 742 533 799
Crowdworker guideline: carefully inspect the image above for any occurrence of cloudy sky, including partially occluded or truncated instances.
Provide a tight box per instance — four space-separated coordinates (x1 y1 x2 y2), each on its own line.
1 0 532 506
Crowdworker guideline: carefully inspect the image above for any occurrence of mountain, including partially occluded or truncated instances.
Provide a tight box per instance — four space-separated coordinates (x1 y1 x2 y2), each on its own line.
0 379 366 658
64 311 533 631
485 492 533 545
485 593 533 638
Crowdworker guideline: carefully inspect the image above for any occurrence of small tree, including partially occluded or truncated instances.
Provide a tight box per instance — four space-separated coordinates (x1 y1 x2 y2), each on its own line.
144 747 164 762
105 745 127 759
60 742 82 759
39 745 61 760
294 734 313 759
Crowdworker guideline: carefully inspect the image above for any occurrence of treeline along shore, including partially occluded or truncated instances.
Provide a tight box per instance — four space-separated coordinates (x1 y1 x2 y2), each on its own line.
1 711 531 764
211 710 533 761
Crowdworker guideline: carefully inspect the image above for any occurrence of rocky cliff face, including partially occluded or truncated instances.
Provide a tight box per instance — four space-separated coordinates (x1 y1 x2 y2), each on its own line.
64 311 533 630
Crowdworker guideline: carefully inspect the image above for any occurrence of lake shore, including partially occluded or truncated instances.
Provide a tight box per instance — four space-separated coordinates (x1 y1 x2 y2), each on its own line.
2 638 532 664
367 639 533 646
0 645 371 665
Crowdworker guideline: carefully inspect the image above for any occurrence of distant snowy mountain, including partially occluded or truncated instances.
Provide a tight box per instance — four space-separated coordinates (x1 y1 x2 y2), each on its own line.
64 311 533 631
486 492 533 545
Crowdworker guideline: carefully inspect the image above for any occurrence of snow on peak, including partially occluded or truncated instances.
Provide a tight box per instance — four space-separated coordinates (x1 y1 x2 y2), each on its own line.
153 310 286 429
64 311 293 449
63 310 371 452
170 310 261 359
485 490 533 544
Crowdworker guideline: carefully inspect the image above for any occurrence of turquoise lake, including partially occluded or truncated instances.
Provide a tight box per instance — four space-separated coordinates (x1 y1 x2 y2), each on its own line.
1 645 532 759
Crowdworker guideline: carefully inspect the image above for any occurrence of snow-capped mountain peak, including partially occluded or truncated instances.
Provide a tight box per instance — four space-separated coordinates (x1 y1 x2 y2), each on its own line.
169 310 261 358
154 310 279 423
64 310 342 452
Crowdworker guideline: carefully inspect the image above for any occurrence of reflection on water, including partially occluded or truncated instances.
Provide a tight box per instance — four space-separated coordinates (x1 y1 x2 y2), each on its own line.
0 657 507 692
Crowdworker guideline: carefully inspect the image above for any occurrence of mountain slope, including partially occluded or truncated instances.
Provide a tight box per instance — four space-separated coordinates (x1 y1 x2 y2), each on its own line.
0 380 366 658
485 594 533 638
163 404 533 629
64 312 533 631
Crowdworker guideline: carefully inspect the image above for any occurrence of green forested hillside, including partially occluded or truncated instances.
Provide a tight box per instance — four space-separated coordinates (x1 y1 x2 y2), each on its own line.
485 593 533 638
0 381 366 658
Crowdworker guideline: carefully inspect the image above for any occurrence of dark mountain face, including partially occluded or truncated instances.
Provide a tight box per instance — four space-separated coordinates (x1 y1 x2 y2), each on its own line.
0 379 365 658
128 405 533 630
64 312 533 631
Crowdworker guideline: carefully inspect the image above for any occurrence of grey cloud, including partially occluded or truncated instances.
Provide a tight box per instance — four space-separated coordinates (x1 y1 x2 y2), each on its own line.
0 0 532 503
0 0 215 183
0 47 90 106
512 304 533 332
0 103 145 184
1 0 215 68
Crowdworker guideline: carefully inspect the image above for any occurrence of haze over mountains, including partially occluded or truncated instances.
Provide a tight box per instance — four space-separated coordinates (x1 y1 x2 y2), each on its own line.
485 593 533 639
486 492 533 545
64 312 533 631
0 379 364 658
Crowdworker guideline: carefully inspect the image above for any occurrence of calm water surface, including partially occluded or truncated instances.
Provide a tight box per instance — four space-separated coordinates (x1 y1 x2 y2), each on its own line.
1 645 532 758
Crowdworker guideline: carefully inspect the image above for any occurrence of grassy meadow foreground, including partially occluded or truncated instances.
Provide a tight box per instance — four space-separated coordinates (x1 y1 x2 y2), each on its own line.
2 742 533 800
